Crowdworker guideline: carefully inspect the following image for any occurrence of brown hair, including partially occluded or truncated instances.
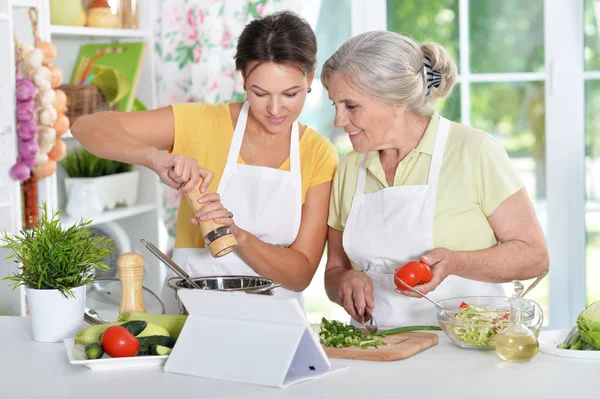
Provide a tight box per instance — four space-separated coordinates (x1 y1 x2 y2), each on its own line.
235 11 317 77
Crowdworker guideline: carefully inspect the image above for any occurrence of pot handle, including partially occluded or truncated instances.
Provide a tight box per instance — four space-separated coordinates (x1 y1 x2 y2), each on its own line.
247 282 284 294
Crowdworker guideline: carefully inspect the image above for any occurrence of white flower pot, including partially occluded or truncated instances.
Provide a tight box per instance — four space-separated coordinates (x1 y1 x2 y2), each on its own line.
26 285 86 343
64 171 139 212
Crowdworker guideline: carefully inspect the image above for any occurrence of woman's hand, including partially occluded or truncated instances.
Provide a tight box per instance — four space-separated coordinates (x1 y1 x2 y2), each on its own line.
149 152 213 194
398 248 455 297
190 193 239 236
337 269 375 323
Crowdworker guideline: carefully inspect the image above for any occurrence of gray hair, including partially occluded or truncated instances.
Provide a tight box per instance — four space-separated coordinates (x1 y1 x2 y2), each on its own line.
321 31 457 116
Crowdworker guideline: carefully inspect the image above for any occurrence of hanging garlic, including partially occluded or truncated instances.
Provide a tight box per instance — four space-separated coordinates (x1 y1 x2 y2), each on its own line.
33 66 52 90
34 152 48 165
38 106 57 126
37 88 56 107
38 126 57 153
23 47 43 72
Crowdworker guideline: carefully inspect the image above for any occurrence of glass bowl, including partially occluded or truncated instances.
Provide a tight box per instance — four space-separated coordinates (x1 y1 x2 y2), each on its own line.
436 296 543 349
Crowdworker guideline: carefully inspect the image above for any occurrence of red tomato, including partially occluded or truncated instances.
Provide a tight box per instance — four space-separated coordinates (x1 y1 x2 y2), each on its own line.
101 326 140 357
394 261 432 291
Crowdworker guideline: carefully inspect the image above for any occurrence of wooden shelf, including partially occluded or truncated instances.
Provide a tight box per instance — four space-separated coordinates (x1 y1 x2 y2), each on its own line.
59 203 157 227
49 25 151 39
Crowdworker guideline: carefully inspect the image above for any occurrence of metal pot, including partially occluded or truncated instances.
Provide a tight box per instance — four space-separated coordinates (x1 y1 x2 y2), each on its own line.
166 275 283 315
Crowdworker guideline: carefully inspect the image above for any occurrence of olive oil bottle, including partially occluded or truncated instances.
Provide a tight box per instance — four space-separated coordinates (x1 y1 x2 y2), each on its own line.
495 281 539 362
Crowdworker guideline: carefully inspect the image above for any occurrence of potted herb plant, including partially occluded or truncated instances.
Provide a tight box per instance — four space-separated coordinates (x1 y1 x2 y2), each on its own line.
1 203 114 342
61 147 139 213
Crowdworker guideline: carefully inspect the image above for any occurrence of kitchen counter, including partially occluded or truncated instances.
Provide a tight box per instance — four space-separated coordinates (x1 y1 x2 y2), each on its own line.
0 316 595 399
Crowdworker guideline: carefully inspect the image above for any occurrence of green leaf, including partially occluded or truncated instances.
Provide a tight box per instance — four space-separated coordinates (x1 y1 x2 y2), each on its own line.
0 203 114 297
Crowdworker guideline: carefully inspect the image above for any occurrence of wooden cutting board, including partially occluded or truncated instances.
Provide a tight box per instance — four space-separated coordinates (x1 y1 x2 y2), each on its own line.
323 332 439 361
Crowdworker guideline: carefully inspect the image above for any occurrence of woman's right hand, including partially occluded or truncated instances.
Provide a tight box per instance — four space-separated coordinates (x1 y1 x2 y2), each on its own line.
337 269 375 323
149 152 214 194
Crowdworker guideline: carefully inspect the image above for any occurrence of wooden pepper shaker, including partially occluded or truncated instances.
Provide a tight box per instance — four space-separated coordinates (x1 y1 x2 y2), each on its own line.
117 252 146 315
184 181 238 258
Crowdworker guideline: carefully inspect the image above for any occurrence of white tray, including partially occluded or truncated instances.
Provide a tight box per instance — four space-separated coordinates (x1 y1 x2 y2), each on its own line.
63 338 168 370
538 329 600 359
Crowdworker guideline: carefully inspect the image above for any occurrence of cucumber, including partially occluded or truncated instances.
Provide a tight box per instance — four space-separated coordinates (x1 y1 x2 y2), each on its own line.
151 344 172 356
120 320 147 336
137 323 170 338
137 336 176 356
119 312 187 339
85 343 104 359
75 322 122 346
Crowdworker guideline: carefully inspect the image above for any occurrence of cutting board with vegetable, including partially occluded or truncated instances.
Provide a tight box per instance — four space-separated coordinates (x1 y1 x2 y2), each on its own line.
324 331 438 361
317 318 440 361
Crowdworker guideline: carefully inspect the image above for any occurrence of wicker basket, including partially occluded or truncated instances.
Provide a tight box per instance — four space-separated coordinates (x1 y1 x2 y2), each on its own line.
59 84 117 123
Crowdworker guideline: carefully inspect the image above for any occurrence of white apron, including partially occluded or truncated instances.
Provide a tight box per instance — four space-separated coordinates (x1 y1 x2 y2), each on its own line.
342 116 504 328
161 102 303 314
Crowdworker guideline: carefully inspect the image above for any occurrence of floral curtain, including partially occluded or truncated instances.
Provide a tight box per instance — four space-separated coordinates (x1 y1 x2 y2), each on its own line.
154 0 302 253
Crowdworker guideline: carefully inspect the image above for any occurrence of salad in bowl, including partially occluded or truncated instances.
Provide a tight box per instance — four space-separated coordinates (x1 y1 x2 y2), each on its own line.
436 296 543 349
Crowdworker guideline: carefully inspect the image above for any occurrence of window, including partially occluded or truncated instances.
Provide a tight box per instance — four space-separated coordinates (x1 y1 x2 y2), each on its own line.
585 0 600 305
300 0 353 323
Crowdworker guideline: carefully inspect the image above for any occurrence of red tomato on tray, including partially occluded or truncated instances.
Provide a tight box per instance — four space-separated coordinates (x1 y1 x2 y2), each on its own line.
394 261 432 291
101 326 140 357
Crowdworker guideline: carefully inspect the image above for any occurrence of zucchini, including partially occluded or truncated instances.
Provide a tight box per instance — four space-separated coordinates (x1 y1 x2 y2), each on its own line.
137 323 170 338
85 343 104 359
151 344 172 356
120 320 147 336
137 335 176 356
119 312 187 339
75 322 122 346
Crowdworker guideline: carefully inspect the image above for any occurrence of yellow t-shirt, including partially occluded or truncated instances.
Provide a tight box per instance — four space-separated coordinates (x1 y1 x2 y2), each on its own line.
328 113 525 251
171 102 339 249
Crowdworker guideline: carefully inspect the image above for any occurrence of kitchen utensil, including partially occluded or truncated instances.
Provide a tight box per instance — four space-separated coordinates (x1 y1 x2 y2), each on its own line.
521 268 549 298
362 311 378 334
323 332 438 361
166 275 284 315
117 252 146 314
394 276 453 317
184 181 238 258
140 239 202 290
84 277 165 325
435 296 543 349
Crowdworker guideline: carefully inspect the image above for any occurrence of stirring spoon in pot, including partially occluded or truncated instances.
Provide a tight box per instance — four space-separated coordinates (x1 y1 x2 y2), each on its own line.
140 239 202 290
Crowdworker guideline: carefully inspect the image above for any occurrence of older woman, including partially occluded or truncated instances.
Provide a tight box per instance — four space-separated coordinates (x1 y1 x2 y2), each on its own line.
322 31 549 327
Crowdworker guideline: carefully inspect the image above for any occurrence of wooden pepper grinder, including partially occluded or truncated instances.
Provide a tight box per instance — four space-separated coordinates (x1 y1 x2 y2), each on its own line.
184 181 238 258
118 252 146 315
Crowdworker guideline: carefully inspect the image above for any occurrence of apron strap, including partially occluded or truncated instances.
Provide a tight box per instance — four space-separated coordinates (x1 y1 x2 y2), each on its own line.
425 116 450 195
225 101 250 167
354 152 369 198
288 121 301 174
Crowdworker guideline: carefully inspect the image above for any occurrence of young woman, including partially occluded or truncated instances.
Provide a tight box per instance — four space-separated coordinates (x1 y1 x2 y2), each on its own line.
72 11 338 312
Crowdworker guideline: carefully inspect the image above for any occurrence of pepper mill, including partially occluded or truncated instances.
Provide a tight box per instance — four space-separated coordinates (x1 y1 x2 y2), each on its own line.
117 252 147 315
184 181 238 258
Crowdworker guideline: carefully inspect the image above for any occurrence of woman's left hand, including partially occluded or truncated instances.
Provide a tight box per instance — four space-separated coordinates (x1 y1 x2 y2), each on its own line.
398 248 456 297
189 193 239 237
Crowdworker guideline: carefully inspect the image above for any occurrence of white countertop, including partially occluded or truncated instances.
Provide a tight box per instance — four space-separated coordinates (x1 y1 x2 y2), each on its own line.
0 316 596 399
